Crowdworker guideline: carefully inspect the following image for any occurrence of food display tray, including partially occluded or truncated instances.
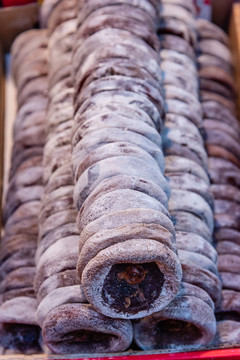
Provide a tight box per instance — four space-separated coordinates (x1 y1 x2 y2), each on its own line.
0 2 240 360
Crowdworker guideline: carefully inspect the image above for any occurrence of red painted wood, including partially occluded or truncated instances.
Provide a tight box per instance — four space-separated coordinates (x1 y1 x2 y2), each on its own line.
2 0 36 7
54 348 240 360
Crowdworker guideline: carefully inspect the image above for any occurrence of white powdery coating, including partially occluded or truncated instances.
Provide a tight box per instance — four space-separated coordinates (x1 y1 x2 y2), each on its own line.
178 249 218 276
169 189 214 232
78 189 170 231
77 222 176 276
73 156 170 211
176 231 217 263
42 303 133 354
199 39 233 65
39 0 61 28
82 239 182 319
165 155 210 184
160 49 197 73
37 285 87 327
220 290 240 313
35 236 79 292
0 297 38 325
79 208 176 250
133 295 216 350
213 320 240 346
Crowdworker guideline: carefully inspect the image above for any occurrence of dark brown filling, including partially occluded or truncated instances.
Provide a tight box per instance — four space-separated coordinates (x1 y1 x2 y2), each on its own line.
216 311 240 322
154 320 202 346
1 323 41 353
62 329 113 345
102 262 164 314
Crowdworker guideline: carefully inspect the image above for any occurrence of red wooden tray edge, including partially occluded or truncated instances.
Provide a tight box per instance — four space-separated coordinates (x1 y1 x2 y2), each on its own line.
42 347 240 360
